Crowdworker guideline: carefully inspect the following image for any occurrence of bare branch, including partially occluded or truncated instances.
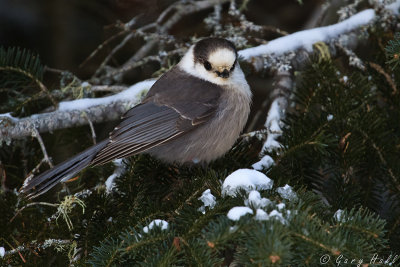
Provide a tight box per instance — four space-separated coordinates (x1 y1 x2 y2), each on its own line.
32 128 54 168
82 112 97 144
95 0 230 82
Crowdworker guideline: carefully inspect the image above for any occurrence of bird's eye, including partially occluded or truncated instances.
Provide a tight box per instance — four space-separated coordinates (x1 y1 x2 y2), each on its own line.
204 61 212 71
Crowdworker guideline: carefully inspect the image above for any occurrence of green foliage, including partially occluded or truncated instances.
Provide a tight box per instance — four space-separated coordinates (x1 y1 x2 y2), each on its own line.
0 46 49 116
385 32 400 69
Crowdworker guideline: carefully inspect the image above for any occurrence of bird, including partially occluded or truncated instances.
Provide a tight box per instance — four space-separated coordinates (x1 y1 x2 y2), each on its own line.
20 37 252 199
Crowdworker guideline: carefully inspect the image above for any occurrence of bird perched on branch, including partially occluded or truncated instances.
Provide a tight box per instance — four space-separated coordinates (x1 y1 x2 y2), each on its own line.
20 37 252 199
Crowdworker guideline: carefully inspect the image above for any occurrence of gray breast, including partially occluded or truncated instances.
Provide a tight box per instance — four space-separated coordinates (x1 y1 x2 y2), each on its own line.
147 88 251 163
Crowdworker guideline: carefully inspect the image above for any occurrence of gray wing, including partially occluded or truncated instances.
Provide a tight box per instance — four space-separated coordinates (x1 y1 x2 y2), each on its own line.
91 67 222 165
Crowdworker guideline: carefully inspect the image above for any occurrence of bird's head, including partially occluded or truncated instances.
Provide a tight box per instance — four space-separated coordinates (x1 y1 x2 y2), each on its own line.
179 37 239 85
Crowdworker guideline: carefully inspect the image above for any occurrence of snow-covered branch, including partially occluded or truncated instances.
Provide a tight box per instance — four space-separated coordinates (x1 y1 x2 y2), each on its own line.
241 1 400 72
0 80 155 143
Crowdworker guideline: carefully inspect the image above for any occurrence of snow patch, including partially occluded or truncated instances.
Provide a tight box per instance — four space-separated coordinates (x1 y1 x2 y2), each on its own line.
0 247 4 258
327 114 334 121
227 206 253 221
143 219 169 233
222 169 273 197
276 184 298 201
276 203 286 210
105 159 125 193
252 155 275 170
334 209 345 222
198 189 216 214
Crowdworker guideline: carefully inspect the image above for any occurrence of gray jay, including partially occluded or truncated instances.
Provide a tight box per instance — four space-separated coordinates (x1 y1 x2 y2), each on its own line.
20 37 252 199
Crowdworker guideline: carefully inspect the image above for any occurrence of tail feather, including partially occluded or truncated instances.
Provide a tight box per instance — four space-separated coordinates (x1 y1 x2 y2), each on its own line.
20 140 108 199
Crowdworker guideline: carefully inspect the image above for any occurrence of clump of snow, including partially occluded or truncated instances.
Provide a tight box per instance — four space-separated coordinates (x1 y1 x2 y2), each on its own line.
105 159 125 193
59 80 155 111
244 190 272 209
265 100 283 132
276 184 298 201
143 219 169 233
262 133 281 152
342 76 348 83
252 155 275 171
327 114 334 121
276 203 286 210
269 210 288 225
81 81 90 87
334 209 345 222
222 169 273 197
198 189 216 214
261 99 285 153
255 209 269 221
0 247 4 258
227 206 253 221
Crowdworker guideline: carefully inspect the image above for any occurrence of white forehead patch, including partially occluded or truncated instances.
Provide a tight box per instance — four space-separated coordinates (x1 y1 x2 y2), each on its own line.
208 48 236 68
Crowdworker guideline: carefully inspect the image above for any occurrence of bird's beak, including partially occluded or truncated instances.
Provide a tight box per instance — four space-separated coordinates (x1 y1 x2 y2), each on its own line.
216 69 229 78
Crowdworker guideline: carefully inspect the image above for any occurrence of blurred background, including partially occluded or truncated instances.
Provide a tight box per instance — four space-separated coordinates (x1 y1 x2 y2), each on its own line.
0 0 322 78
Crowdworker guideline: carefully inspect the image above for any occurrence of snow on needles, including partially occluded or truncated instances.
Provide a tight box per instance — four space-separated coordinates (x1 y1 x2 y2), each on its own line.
198 189 216 214
59 79 155 111
276 184 298 201
105 159 125 193
252 155 275 171
244 190 272 209
227 207 253 221
222 169 273 197
143 219 169 233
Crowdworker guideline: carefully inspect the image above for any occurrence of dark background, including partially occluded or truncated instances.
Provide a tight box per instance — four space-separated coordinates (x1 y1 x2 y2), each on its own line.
0 0 322 78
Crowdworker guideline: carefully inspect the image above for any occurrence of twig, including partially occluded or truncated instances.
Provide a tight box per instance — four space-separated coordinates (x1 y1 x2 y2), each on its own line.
79 30 129 69
82 112 97 144
3 239 71 257
23 158 47 188
90 85 127 92
0 161 8 192
93 32 136 77
368 61 397 94
10 202 59 223
335 40 365 70
104 48 185 79
32 128 54 168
